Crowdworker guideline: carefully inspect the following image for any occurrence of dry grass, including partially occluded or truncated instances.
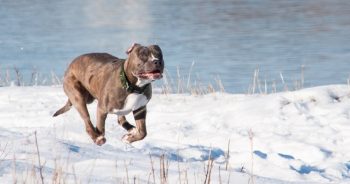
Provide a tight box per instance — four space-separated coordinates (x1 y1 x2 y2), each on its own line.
0 66 62 87
0 142 9 165
3 64 346 95
248 130 255 184
34 131 44 184
0 127 263 184
0 65 224 95
247 65 309 95
203 149 214 184
159 66 225 95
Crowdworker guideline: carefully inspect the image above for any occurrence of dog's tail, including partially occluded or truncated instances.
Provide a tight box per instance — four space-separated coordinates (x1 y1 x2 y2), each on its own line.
53 100 72 117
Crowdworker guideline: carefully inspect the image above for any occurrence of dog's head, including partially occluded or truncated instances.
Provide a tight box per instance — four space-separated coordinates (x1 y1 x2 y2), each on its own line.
126 43 164 82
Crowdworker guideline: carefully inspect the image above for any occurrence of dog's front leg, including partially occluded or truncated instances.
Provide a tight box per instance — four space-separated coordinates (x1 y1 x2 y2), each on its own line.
118 116 135 131
122 107 147 143
95 106 107 146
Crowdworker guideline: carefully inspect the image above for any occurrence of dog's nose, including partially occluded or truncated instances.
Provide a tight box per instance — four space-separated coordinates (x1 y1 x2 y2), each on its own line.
153 59 161 66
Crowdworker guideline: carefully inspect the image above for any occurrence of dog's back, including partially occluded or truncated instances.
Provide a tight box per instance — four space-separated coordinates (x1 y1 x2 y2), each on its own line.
54 53 124 117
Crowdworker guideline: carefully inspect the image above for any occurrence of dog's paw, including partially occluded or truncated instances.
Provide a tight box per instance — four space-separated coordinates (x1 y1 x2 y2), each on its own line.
122 128 137 143
121 134 132 144
95 135 106 146
128 127 137 134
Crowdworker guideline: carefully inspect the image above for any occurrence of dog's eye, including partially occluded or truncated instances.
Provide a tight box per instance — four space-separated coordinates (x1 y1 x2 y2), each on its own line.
152 53 162 61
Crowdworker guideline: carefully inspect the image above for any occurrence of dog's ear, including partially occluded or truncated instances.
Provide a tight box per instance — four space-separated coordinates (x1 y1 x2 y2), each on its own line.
126 43 141 54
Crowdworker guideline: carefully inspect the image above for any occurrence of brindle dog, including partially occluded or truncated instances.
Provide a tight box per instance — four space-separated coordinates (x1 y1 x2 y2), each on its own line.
53 43 164 146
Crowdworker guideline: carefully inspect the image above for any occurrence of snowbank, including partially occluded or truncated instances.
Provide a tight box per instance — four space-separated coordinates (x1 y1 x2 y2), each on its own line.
0 85 349 183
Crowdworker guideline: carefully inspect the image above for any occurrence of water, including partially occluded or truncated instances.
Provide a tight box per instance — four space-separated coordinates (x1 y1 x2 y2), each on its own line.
0 0 349 93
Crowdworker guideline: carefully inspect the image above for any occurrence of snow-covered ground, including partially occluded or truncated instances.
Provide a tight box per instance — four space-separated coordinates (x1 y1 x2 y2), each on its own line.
0 85 349 183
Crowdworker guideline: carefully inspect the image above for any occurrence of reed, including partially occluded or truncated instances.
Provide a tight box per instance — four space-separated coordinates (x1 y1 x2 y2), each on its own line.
248 129 255 184
153 62 229 95
34 131 44 184
4 136 265 184
247 65 314 94
3 64 346 95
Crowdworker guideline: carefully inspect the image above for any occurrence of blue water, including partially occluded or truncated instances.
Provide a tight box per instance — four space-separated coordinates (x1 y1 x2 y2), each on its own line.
0 0 349 92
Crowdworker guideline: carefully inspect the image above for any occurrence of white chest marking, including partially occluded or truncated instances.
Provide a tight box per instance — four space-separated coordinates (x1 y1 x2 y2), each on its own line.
136 78 152 87
112 93 149 115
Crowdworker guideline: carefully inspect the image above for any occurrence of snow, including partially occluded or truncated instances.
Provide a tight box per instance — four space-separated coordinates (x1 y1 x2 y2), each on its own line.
0 85 350 183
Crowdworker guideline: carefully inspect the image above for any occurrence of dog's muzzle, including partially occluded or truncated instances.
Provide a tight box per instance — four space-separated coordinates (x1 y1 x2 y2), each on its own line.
137 70 163 80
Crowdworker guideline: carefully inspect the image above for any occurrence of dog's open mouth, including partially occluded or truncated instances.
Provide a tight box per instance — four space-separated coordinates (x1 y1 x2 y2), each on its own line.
137 70 163 80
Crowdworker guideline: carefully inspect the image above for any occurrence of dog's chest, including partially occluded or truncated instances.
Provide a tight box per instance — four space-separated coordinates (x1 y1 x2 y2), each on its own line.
112 93 149 115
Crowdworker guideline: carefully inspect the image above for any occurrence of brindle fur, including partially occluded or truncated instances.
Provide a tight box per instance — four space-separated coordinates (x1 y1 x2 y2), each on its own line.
53 44 163 145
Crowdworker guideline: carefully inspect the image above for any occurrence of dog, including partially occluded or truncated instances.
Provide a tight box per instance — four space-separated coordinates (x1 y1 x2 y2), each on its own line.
53 43 164 146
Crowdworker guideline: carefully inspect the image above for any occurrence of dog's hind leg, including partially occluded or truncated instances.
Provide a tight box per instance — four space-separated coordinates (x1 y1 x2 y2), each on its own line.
95 105 107 145
63 77 101 145
53 100 72 117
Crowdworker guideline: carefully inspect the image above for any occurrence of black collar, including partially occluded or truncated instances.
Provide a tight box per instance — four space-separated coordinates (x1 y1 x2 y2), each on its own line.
120 61 150 94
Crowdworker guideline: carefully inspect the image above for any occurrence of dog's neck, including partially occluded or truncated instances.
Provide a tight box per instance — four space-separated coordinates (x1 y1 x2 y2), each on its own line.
123 60 138 85
123 59 152 88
